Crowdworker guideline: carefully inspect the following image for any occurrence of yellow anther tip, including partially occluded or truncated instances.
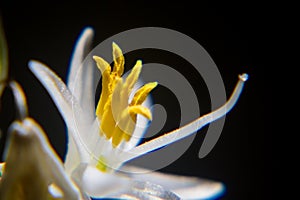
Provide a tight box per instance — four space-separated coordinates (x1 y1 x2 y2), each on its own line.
150 82 158 87
136 60 142 66
93 55 111 74
129 105 152 121
92 55 101 61
112 42 119 49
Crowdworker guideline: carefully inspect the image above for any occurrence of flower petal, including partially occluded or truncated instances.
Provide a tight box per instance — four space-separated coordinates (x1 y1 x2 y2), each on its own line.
29 60 90 165
67 27 95 121
119 74 248 163
118 181 180 200
121 165 225 200
64 130 82 174
72 165 131 198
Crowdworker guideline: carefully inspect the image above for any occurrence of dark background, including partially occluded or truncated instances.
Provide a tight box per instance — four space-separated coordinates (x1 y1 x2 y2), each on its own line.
0 1 271 199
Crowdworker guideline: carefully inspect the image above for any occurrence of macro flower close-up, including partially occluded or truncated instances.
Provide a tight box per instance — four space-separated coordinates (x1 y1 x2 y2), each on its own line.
27 27 247 199
0 2 270 200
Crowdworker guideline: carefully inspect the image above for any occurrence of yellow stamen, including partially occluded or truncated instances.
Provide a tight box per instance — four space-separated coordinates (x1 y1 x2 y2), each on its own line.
112 42 124 77
93 43 157 148
128 105 152 121
130 82 158 106
94 56 111 119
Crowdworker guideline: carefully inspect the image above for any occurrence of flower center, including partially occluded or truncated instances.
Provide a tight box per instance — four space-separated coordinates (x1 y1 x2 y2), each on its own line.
93 43 157 149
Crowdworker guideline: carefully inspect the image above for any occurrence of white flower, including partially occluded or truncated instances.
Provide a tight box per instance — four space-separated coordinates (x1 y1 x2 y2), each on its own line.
28 27 248 199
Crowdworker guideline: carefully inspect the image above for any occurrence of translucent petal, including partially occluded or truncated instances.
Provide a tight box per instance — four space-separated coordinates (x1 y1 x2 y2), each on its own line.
119 74 248 163
74 165 131 198
64 130 82 175
121 165 225 200
67 27 95 121
29 60 90 164
118 181 180 200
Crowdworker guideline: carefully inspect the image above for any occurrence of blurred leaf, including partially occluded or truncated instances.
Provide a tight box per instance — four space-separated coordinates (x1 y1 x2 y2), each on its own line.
0 17 8 97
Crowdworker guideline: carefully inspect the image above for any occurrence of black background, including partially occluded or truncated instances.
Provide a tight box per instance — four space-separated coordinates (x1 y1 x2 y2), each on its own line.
0 1 271 199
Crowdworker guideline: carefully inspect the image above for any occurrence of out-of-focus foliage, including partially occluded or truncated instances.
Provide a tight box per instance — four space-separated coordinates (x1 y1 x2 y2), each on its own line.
0 17 8 98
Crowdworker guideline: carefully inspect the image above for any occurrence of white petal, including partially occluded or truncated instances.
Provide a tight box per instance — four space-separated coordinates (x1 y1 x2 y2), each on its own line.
119 74 248 163
76 165 131 198
84 119 105 161
84 120 125 170
64 130 82 175
67 27 96 121
121 165 225 200
115 181 181 200
29 60 90 164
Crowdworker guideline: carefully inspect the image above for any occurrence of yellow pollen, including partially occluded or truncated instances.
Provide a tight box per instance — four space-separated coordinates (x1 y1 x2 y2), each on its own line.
93 43 157 148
